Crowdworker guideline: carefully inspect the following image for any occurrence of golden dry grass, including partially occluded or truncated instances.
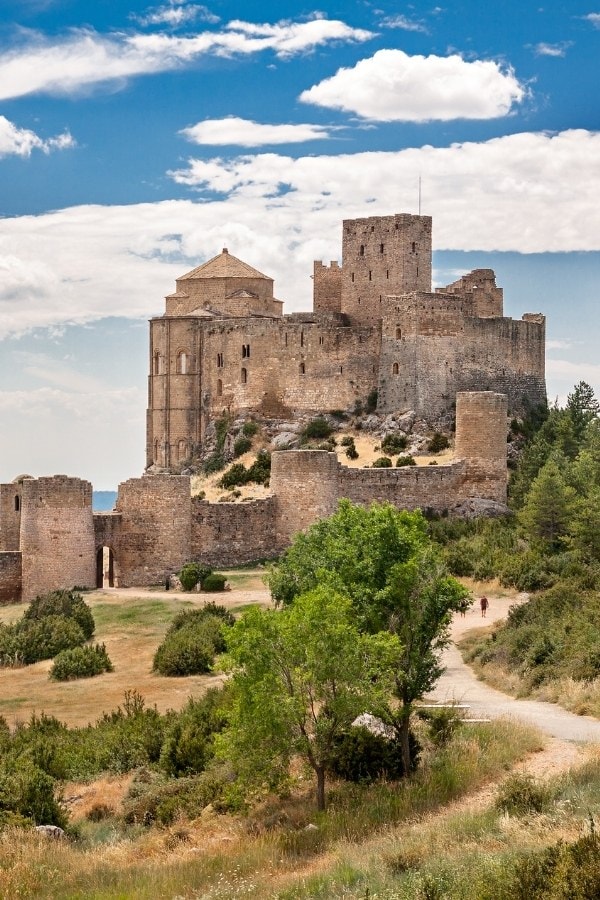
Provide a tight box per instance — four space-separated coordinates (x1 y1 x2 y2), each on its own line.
0 585 271 728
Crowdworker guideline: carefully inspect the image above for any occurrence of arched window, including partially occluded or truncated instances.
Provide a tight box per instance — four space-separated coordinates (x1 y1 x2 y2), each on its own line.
299 362 305 375
217 352 224 368
392 362 399 375
217 378 223 396
396 326 402 339
153 352 164 375
241 344 250 358
241 367 248 384
359 245 364 256
14 495 20 512
176 350 188 374
412 241 416 253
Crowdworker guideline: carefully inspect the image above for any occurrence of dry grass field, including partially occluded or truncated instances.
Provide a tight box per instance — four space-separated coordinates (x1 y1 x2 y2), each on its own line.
0 570 271 728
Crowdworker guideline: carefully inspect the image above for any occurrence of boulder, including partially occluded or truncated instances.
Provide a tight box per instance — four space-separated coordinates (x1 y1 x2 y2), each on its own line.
272 432 300 449
449 498 512 519
35 825 65 840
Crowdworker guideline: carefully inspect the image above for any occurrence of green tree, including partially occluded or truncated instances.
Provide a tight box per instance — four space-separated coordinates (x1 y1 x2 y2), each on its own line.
519 457 576 551
219 587 402 811
267 500 469 771
566 380 600 440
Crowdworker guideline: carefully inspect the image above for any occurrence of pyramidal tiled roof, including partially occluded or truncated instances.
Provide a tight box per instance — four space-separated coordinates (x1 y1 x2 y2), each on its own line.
179 248 270 281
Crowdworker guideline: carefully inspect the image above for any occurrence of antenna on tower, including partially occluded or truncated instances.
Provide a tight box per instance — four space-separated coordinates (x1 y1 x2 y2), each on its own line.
418 175 422 216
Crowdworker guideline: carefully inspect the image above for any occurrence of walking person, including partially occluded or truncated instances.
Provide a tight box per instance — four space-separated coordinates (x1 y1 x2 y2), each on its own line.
480 596 489 618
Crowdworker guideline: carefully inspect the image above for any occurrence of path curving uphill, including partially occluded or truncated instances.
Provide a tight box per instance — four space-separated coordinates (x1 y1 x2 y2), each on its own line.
430 596 600 743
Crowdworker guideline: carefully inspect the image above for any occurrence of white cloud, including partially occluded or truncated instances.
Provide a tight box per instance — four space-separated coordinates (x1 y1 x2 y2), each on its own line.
583 13 600 27
532 41 572 57
0 115 75 157
0 19 374 100
136 2 219 28
380 14 427 33
0 129 598 341
180 116 333 146
300 49 526 121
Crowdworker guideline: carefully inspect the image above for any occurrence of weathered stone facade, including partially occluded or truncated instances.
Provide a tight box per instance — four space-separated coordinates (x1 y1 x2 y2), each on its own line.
147 213 545 469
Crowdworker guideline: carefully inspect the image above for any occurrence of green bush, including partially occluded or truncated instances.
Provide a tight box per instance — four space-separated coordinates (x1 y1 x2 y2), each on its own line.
159 688 228 777
24 589 95 640
50 644 113 682
0 616 86 667
233 436 252 457
202 573 227 592
340 435 354 447
302 417 332 441
328 727 419 783
153 627 216 676
179 562 212 592
495 773 553 815
0 760 67 827
202 452 225 474
346 445 359 460
122 765 231 826
396 455 416 467
218 450 271 489
372 457 392 468
427 432 450 453
170 603 235 633
381 432 409 455
366 390 378 413
242 420 259 437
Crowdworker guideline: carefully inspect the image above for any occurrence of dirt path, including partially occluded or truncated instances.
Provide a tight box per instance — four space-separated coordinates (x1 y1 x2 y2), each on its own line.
429 594 600 743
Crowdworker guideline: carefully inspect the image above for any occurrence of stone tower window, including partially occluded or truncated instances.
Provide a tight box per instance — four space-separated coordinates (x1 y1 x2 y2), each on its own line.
369 271 372 281
299 362 305 375
285 333 288 347
339 366 343 374
319 335 324 345
351 272 355 282
380 243 384 253
14 495 20 512
241 367 248 384
217 352 224 368
412 242 416 253
300 331 304 347
153 352 164 375
359 245 364 256
217 378 223 396
386 270 389 279
396 326 402 339
176 351 188 374
392 363 399 375
242 344 250 359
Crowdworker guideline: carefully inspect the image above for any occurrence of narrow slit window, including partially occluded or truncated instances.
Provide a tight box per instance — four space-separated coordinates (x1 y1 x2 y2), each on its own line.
217 378 223 396
299 362 305 375
241 367 247 384
392 362 399 375
14 495 20 512
359 245 364 256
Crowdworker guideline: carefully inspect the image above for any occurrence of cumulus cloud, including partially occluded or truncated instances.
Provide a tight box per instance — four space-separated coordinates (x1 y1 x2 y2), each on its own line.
0 19 374 100
299 49 526 121
0 115 75 157
135 2 219 27
379 14 427 33
532 41 572 57
0 129 598 340
180 116 333 146
583 13 600 27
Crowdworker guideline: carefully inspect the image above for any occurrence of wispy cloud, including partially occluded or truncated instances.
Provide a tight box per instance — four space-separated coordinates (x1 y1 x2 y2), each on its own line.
0 19 374 100
379 14 427 33
180 116 333 147
299 50 526 122
532 41 573 57
583 12 600 27
135 2 219 28
0 115 75 157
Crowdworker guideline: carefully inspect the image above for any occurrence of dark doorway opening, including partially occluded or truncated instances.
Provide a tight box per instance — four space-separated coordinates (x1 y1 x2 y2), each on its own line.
96 546 116 588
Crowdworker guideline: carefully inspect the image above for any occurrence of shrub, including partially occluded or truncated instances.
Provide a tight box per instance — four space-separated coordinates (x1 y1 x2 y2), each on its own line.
179 562 211 592
170 603 235 632
366 390 378 413
153 627 215 676
328 727 419 783
202 573 227 592
218 463 249 489
50 644 114 681
427 432 450 453
242 420 259 437
302 417 332 441
396 455 416 467
24 589 95 640
0 760 67 827
495 773 553 815
233 436 252 457
340 435 355 447
86 802 114 822
159 688 228 777
381 432 409 455
0 616 86 667
346 445 359 460
218 451 271 489
203 452 225 474
372 457 392 468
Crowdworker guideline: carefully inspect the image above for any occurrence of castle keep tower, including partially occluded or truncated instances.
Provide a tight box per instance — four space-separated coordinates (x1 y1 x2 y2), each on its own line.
341 214 432 326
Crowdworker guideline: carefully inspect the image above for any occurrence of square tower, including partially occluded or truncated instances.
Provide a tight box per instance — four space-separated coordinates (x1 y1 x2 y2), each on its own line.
341 214 432 326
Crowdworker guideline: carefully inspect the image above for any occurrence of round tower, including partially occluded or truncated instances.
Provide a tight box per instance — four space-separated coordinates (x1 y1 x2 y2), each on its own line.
20 476 96 602
271 450 340 546
454 392 508 503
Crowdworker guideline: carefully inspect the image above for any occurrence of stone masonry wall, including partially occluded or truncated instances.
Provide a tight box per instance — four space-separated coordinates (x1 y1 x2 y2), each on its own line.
114 475 191 586
0 483 22 551
455 392 508 503
191 496 280 566
19 476 96 602
313 261 342 314
0 552 21 605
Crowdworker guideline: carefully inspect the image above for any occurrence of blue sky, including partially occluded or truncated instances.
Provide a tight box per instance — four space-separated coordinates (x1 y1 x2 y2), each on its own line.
0 0 599 488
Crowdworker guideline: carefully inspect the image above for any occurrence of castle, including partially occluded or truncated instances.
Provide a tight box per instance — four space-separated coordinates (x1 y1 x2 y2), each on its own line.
147 213 545 469
0 213 547 604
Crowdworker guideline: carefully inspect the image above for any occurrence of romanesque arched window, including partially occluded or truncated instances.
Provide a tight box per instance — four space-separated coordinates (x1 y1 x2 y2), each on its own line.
217 352 224 368
176 350 188 374
299 362 305 375
392 362 399 375
241 367 247 384
217 378 223 396
242 344 250 358
153 352 164 375
359 245 364 256
396 326 402 339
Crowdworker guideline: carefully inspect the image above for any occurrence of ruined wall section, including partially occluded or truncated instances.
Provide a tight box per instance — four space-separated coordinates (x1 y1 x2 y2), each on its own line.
455 392 508 503
341 214 432 327
313 261 342 314
271 450 341 546
19 476 96 602
438 269 503 318
0 553 21 605
0 482 23 551
114 475 191 586
191 496 280 566
340 462 465 512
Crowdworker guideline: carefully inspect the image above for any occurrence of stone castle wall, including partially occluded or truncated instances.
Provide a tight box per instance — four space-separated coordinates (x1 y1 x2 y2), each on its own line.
0 483 22 551
313 261 342 314
191 496 279 566
0 552 21 604
19 476 96 602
